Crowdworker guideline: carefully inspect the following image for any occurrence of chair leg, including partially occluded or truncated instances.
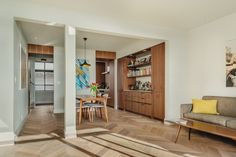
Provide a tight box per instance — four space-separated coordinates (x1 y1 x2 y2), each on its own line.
85 108 88 119
100 108 102 118
95 108 97 117
104 107 108 123
90 108 94 122
87 108 91 122
79 108 82 125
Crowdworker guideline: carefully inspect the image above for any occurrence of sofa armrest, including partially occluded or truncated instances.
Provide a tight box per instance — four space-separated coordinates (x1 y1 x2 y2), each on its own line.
180 104 193 118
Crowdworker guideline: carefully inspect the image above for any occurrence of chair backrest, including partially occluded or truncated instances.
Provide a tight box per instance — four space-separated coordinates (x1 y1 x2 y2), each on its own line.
97 93 102 97
102 94 108 106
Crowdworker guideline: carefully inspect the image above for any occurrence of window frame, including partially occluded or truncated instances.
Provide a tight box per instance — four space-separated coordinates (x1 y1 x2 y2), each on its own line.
34 62 54 91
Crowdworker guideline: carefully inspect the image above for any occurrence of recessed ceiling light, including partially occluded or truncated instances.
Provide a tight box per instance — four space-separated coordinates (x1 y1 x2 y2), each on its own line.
46 22 57 26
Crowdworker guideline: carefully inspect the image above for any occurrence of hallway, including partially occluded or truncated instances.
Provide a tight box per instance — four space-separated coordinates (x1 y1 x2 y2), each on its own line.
20 105 62 136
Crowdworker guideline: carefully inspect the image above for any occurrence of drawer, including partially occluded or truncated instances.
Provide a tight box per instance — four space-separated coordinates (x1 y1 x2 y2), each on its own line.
139 93 152 104
132 92 140 102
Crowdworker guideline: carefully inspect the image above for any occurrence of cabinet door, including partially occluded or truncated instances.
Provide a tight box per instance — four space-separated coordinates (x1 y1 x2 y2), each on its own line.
145 104 152 117
142 93 152 104
153 92 164 120
139 93 146 103
132 102 139 113
151 43 165 92
133 92 140 102
126 100 132 111
138 103 144 115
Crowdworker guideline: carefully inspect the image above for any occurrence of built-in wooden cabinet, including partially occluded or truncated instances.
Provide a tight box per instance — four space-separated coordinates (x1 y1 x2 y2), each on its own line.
28 44 54 55
118 42 165 120
122 90 153 117
96 51 116 60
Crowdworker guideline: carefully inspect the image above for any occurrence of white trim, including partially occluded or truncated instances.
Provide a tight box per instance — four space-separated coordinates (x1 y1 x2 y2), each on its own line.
64 126 77 139
164 119 176 126
0 132 15 146
15 115 28 136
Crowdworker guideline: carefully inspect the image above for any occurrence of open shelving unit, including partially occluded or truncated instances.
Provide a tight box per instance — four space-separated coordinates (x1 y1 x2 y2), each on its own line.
117 42 165 120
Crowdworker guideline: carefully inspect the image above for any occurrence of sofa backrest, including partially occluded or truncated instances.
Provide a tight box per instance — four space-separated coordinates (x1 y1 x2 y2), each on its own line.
202 96 236 117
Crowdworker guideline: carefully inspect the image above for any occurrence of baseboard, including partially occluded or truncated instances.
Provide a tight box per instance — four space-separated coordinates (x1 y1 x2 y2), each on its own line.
164 119 176 126
64 126 77 139
15 115 28 136
0 132 15 146
53 108 64 114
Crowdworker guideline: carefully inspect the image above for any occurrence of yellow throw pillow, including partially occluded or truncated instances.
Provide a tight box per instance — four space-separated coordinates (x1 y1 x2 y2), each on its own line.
192 99 219 115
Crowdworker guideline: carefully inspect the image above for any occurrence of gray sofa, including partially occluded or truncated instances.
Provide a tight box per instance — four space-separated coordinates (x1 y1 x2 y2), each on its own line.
181 96 236 129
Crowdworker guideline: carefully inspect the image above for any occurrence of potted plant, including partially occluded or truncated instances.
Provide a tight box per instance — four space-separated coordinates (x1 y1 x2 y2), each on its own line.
89 83 98 97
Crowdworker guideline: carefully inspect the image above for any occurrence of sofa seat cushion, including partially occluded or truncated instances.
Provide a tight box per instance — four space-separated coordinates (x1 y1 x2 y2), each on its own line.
226 119 236 129
184 113 235 126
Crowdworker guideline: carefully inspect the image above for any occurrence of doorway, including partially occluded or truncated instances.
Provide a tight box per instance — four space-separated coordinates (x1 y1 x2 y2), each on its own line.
14 19 65 136
96 51 115 108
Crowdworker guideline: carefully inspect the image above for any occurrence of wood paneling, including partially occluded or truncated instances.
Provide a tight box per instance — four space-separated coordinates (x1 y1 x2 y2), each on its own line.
153 92 164 120
151 43 165 120
96 62 105 85
117 58 135 109
122 91 153 117
117 58 125 109
96 51 116 60
151 43 165 92
28 44 54 55
107 61 114 107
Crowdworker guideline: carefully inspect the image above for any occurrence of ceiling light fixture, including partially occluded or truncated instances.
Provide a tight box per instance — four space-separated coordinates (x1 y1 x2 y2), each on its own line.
80 37 91 67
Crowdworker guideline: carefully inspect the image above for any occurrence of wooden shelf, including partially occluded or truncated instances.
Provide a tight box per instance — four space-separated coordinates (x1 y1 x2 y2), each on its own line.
124 90 152 93
101 71 110 75
127 62 151 69
127 74 151 78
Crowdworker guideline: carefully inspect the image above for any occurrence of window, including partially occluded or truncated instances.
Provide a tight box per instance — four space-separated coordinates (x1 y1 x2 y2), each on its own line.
35 62 54 91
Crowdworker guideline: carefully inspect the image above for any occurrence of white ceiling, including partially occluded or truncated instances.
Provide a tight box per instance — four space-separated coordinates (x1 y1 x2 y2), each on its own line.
76 30 142 51
19 21 64 47
24 0 236 29
19 21 155 51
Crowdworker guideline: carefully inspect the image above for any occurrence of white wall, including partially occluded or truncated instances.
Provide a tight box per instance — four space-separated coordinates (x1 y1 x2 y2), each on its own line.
13 22 28 135
186 12 236 100
76 49 96 95
54 47 65 113
0 8 14 138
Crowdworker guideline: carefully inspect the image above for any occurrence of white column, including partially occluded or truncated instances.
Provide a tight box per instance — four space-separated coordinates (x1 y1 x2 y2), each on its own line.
64 25 76 138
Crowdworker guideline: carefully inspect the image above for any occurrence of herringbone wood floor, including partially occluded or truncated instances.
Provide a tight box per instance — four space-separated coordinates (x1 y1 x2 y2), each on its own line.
18 106 236 157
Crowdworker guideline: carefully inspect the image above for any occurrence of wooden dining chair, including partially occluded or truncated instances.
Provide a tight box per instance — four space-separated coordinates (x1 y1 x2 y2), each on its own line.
84 94 109 123
76 99 91 124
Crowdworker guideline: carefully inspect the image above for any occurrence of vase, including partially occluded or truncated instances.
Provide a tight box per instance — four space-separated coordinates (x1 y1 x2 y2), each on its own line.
91 90 96 97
